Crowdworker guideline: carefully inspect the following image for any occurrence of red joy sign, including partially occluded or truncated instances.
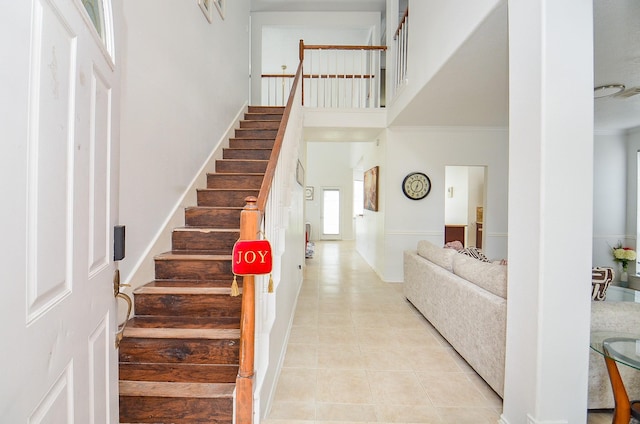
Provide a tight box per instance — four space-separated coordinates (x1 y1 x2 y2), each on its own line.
232 240 273 275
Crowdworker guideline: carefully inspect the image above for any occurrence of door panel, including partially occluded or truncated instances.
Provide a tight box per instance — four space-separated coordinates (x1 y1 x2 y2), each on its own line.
1 0 120 422
88 67 112 276
27 0 76 323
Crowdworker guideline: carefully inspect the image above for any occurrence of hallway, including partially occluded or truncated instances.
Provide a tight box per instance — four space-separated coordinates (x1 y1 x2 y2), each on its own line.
264 241 503 423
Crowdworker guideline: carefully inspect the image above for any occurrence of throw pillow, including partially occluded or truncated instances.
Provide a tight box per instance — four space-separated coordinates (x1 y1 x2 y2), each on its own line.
459 247 491 263
591 267 614 301
444 240 464 251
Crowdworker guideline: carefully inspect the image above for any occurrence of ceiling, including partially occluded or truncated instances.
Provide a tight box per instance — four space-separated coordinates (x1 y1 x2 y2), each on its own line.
251 0 386 13
252 0 640 132
593 0 640 131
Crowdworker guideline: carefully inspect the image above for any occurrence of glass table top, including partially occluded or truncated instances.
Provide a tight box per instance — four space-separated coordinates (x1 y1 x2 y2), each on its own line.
605 285 640 303
591 331 640 371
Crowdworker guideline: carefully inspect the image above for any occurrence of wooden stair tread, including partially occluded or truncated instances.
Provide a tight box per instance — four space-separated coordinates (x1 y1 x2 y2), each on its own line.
229 136 276 140
197 187 260 191
223 148 273 151
216 159 268 162
119 381 235 398
185 206 243 210
206 172 264 176
173 227 239 233
155 253 231 261
134 285 238 295
123 327 240 340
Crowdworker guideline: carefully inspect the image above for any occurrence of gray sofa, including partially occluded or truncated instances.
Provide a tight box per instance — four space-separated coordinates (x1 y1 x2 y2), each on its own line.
404 240 640 408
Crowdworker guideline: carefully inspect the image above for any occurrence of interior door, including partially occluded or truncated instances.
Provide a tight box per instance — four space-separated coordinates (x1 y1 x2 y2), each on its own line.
0 0 120 422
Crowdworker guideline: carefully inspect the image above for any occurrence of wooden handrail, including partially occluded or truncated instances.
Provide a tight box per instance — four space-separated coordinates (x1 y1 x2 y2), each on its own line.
235 60 303 424
394 8 409 40
263 73 376 79
303 44 388 51
256 61 303 212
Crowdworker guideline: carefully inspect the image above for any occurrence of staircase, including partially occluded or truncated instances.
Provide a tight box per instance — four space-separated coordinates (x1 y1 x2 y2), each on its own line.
118 106 285 424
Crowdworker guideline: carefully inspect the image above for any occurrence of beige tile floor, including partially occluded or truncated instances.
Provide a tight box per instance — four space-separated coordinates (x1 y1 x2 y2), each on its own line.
264 241 613 424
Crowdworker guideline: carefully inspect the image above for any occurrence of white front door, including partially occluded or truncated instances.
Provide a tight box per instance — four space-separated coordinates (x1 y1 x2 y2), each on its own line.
321 188 341 240
1 0 121 422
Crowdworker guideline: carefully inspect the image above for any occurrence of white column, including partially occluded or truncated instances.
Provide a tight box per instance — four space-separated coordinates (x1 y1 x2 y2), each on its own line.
502 1 593 423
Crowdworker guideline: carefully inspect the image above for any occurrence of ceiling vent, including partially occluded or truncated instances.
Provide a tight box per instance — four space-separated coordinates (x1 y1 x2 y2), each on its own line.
615 87 640 98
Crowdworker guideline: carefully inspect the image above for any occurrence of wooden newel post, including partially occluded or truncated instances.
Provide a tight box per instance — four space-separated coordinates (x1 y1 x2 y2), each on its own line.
236 196 260 424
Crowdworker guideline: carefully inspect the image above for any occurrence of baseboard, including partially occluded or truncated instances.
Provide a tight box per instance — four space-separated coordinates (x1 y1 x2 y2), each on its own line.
527 415 568 424
121 102 248 288
500 412 569 424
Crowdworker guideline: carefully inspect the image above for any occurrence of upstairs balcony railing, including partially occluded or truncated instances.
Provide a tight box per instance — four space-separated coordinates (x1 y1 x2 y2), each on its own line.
261 40 387 108
393 8 409 93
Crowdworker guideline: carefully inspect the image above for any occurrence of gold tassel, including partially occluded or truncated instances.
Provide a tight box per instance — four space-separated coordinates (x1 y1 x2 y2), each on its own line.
230 275 240 297
268 274 274 293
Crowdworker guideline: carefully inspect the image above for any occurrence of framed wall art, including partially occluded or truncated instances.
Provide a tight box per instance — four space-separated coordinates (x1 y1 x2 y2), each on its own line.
213 0 225 19
198 0 213 23
363 166 379 211
296 160 304 186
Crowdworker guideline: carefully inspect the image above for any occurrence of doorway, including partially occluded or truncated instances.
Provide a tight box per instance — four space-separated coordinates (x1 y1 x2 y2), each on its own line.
322 188 341 239
444 166 486 248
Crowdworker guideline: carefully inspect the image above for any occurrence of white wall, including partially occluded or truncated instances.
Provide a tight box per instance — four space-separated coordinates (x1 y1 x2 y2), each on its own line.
444 166 470 225
627 127 640 286
381 127 508 281
387 0 503 122
354 135 388 278
118 0 250 283
593 131 628 279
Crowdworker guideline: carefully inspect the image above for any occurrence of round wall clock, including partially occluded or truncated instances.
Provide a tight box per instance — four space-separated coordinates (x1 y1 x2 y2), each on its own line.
402 172 431 200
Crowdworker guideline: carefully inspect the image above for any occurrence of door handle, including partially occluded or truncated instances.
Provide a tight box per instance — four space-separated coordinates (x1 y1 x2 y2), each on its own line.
113 269 133 348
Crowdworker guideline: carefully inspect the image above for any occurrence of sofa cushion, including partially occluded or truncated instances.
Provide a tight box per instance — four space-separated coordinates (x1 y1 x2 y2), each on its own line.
417 240 456 271
452 253 508 299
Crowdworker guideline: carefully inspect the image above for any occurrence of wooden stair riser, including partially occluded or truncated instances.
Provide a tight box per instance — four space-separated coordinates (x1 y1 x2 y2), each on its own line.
155 258 232 281
247 106 285 114
215 159 268 174
119 363 239 384
184 207 240 228
172 229 239 253
223 148 272 160
128 315 242 328
119 396 232 424
228 138 275 149
239 120 281 129
197 189 259 207
206 173 264 189
119 338 239 365
234 128 278 139
244 112 284 121
134 293 241 318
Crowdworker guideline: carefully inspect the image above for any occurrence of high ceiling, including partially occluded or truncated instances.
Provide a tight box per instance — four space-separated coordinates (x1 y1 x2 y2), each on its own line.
252 0 640 132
